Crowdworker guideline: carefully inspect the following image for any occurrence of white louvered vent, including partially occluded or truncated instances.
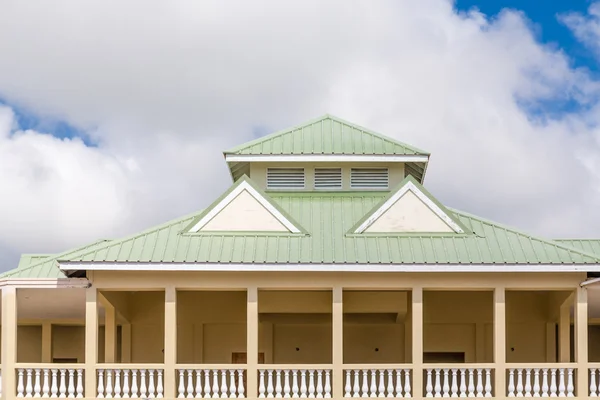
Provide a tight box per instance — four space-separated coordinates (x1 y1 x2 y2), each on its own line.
267 168 305 189
351 168 389 189
314 168 342 190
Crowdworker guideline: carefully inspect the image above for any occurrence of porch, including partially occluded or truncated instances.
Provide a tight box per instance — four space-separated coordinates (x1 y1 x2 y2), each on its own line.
0 274 597 399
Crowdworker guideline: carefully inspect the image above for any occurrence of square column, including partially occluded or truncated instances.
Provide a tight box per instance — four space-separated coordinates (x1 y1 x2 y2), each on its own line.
559 296 572 363
575 287 588 397
332 287 343 397
2 287 17 400
411 287 423 399
247 287 259 399
494 287 506 398
85 287 98 399
164 286 177 398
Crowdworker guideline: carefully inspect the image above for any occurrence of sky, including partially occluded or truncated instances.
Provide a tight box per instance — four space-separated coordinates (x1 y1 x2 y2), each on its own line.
2 0 600 270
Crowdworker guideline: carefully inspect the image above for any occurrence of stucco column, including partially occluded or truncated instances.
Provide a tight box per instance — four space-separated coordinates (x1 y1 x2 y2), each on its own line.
411 287 423 399
494 287 506 398
2 287 17 400
332 287 343 398
42 322 52 363
85 287 98 399
121 323 132 363
575 287 588 398
559 296 572 363
247 286 259 399
164 286 177 398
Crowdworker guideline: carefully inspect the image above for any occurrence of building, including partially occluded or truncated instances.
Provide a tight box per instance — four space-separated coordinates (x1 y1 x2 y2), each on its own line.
2 114 600 399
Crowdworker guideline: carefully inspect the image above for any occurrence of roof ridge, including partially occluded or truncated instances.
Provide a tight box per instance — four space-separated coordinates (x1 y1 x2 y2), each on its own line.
450 208 600 262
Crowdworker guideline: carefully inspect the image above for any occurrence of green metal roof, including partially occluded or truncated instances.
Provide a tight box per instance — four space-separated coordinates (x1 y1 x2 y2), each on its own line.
554 239 600 257
225 114 429 156
16 254 51 270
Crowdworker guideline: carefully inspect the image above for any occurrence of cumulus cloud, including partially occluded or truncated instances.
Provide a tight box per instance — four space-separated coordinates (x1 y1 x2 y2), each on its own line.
2 0 600 269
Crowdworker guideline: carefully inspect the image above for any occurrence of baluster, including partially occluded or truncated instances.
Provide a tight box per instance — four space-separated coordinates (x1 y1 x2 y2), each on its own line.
220 371 228 399
131 370 139 399
516 370 524 398
25 369 33 398
17 369 25 398
203 371 211 399
375 371 384 398
177 370 185 398
237 370 245 399
68 370 76 398
149 370 157 399
316 371 324 399
291 371 299 399
266 370 274 399
157 370 164 398
425 370 433 398
105 370 113 399
434 370 441 398
324 371 331 399
196 371 204 399
550 370 557 398
524 369 532 397
97 370 105 399
403 370 411 399
367 370 375 398
450 370 458 398
139 370 147 399
361 371 369 398
182 370 191 398
590 369 597 397
387 370 394 397
43 369 51 398
476 370 484 398
484 369 492 398
467 370 475 398
33 369 41 397
443 370 450 397
300 371 308 398
533 370 540 397
230 370 239 399
541 370 549 398
459 369 466 398
344 371 351 398
566 369 574 398
258 371 266 399
308 370 316 399
558 370 565 397
122 371 130 399
351 370 359 398
394 370 403 398
114 370 122 399
76 370 84 399
59 370 67 398
275 371 282 398
508 370 516 398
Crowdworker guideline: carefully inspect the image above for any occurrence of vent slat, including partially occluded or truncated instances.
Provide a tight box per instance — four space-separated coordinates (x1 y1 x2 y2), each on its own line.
314 168 342 190
350 168 389 189
267 168 305 189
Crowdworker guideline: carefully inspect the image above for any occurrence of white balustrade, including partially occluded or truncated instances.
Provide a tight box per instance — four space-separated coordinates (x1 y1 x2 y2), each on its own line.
507 368 575 397
176 369 246 398
424 368 493 398
343 369 411 398
258 369 332 398
97 368 164 398
16 368 84 398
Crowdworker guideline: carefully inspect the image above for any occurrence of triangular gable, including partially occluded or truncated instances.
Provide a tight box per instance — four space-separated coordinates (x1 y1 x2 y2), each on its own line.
352 176 467 234
187 176 305 233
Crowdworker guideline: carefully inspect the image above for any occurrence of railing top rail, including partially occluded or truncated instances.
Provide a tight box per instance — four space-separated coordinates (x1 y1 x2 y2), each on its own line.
96 363 165 369
342 364 413 369
422 363 495 369
176 364 248 369
258 364 333 369
15 363 85 369
505 363 578 368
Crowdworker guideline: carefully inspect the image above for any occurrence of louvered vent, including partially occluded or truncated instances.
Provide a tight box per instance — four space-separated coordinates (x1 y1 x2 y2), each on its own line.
314 168 342 190
267 168 305 189
350 168 389 189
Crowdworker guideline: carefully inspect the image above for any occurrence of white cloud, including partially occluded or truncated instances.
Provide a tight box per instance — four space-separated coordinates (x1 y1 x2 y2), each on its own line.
560 3 600 58
1 0 600 269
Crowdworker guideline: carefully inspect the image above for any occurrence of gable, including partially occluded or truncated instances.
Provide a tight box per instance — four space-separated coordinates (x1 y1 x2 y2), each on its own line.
353 176 466 234
200 189 289 232
187 178 304 233
365 190 454 233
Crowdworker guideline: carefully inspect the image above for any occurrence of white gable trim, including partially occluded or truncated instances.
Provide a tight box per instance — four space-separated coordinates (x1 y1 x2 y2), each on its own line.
225 154 429 163
188 180 301 233
354 181 464 234
60 261 599 273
